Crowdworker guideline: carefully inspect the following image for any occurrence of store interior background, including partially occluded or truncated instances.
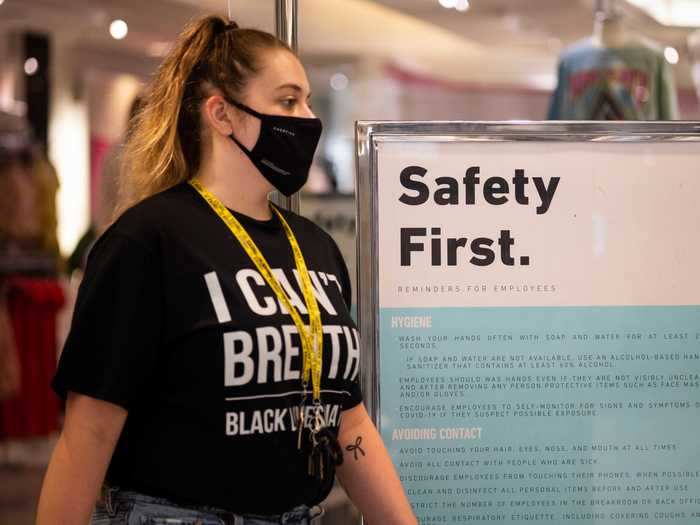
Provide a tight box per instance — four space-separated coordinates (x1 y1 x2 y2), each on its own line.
1 0 699 523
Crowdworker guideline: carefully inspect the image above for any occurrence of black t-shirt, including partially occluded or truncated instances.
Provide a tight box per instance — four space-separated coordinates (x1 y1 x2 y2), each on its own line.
52 183 362 514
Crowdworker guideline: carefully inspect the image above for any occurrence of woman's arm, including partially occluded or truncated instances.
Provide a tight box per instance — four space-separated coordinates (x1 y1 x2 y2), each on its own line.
36 393 127 525
336 403 417 525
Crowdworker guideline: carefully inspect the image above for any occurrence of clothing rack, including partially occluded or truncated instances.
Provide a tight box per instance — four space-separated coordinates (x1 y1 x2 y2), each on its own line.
595 0 621 22
0 252 58 278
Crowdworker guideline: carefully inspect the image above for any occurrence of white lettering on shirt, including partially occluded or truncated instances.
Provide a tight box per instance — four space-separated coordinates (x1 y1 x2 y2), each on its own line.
288 404 341 432
343 326 360 380
281 325 301 381
223 331 255 386
236 269 277 316
325 325 344 379
293 269 337 316
270 269 308 315
225 408 289 436
232 268 342 318
256 326 283 383
204 271 232 323
224 325 360 386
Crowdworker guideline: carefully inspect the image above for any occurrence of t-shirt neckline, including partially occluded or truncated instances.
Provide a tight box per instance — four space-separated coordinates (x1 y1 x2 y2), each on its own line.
185 182 281 232
227 207 280 232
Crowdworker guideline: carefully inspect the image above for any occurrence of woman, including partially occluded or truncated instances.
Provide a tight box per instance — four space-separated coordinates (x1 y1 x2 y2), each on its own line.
36 15 417 525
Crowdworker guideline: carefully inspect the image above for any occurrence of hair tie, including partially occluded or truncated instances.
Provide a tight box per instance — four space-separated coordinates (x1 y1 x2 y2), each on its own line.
223 20 239 32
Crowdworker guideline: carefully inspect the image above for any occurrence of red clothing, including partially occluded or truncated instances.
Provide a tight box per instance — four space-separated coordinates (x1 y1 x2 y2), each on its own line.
0 277 64 438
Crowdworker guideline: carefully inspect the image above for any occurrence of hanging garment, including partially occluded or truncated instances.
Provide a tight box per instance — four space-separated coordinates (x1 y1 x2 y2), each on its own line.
548 40 679 120
32 154 61 259
0 277 64 438
0 286 21 400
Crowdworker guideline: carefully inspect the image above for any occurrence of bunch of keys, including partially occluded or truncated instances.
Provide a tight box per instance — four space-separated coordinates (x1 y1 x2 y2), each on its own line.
308 405 326 480
298 402 343 482
295 391 322 451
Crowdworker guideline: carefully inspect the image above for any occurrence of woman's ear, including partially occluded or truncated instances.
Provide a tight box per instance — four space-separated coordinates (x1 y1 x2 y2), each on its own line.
203 95 235 137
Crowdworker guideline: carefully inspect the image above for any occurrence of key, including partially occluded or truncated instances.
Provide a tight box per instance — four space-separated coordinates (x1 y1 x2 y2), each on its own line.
297 407 305 450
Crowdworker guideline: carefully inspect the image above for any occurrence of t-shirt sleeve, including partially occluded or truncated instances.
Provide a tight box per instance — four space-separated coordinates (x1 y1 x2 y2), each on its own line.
324 232 363 410
52 231 163 410
326 234 353 312
344 368 364 410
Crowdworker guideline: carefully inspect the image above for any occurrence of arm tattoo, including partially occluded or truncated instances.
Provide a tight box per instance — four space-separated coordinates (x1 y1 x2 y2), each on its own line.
346 436 366 461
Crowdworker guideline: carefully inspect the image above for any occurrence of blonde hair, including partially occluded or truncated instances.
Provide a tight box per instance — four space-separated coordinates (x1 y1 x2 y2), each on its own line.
114 15 290 219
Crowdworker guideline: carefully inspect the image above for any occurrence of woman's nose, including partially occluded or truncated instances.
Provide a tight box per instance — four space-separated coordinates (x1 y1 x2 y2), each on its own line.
299 102 315 119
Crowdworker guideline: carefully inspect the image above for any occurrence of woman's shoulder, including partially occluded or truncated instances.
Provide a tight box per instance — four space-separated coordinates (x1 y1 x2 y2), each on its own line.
83 184 207 275
109 183 197 241
279 207 352 305
277 207 336 246
278 207 348 272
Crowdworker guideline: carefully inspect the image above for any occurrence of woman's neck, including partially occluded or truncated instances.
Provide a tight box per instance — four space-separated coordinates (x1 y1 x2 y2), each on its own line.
195 149 273 221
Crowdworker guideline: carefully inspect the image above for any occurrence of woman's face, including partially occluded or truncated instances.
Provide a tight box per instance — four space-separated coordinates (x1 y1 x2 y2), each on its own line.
231 48 315 150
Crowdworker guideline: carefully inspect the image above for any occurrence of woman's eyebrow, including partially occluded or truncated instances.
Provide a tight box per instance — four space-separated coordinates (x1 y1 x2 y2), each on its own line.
275 83 303 92
274 83 312 99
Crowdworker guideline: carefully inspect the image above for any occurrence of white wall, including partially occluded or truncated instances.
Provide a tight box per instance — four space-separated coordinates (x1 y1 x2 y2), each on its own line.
49 35 90 256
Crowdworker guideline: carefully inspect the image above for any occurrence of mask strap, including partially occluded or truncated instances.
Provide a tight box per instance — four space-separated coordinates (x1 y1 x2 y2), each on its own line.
225 98 264 157
225 98 265 120
229 133 257 160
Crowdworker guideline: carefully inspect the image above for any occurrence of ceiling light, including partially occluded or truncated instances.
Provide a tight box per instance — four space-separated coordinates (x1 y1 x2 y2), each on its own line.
664 46 679 64
455 0 470 12
109 19 128 40
24 57 39 76
438 0 457 8
0 0 5 6
330 73 349 91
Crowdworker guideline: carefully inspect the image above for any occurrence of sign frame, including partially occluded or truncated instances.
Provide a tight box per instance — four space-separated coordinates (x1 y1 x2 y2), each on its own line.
354 120 700 426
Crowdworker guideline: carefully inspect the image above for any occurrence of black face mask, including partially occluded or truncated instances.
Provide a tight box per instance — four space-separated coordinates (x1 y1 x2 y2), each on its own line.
226 99 322 196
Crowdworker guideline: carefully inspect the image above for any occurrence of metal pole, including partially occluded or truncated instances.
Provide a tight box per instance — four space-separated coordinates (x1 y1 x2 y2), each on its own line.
275 0 298 53
595 0 619 20
272 0 300 213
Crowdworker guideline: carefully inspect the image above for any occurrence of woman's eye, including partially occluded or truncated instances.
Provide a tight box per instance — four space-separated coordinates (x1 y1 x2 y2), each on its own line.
281 98 297 108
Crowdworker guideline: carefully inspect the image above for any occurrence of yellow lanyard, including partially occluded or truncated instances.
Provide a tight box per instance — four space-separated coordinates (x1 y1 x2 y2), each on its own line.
189 179 324 403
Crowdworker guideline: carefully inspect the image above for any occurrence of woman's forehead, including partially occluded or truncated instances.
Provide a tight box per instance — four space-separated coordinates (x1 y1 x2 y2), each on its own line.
254 49 310 93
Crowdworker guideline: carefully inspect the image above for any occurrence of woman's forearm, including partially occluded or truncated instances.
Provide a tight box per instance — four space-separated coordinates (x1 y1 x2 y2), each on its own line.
36 433 106 525
36 394 127 525
336 404 417 525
